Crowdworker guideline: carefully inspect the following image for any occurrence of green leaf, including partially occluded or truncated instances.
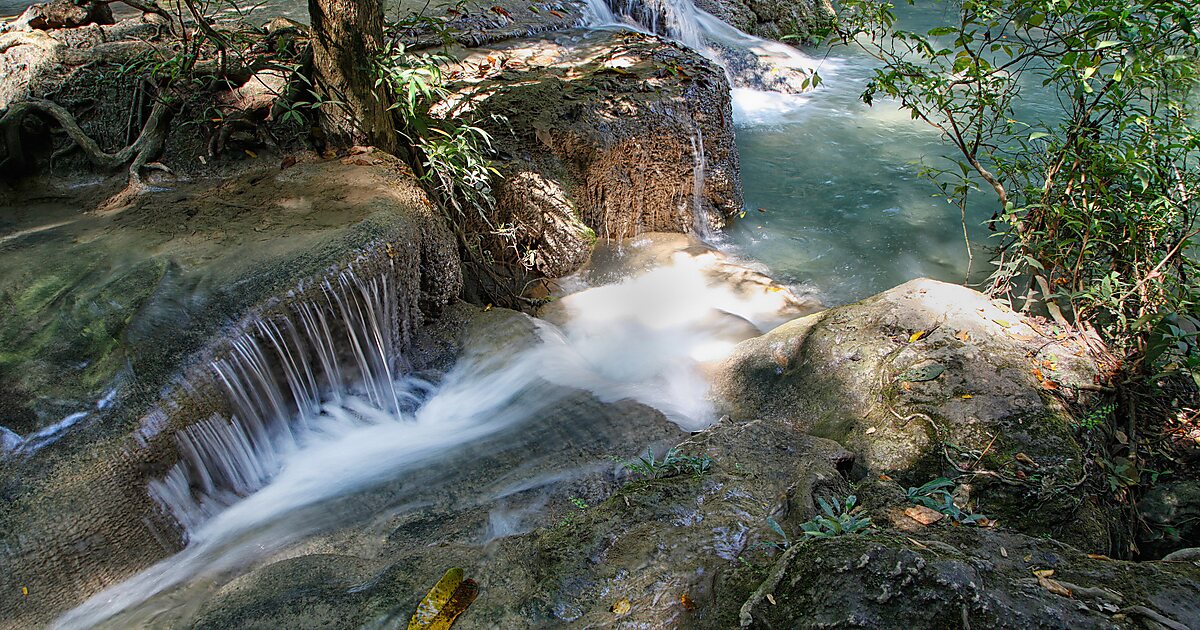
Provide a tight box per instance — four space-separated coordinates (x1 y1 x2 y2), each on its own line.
898 363 946 382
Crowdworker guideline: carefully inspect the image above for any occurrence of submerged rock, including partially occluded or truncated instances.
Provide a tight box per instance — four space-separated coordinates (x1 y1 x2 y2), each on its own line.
712 278 1112 549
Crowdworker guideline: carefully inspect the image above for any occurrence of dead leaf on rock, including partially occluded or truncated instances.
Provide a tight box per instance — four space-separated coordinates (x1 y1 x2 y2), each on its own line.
865 427 877 435
409 568 478 629
765 593 777 605
1014 452 1039 468
680 592 695 610
909 330 927 343
905 505 945 526
1035 571 1072 597
611 599 631 615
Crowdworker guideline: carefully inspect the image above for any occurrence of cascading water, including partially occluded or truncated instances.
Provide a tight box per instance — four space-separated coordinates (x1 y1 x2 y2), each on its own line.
144 266 423 537
583 0 830 91
57 235 812 628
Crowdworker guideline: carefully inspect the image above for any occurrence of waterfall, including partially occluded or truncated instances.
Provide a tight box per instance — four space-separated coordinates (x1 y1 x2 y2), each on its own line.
583 0 829 95
147 265 426 540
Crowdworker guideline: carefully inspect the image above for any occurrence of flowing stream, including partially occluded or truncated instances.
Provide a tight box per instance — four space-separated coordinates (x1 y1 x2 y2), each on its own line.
46 1 1008 626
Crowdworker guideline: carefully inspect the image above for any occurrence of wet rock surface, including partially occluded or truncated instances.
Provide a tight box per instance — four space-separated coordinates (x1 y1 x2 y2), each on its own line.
743 524 1200 629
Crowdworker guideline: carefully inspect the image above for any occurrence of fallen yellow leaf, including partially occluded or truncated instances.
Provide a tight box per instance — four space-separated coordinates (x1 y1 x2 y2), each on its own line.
244 149 257 158
961 394 973 399
766 593 777 605
21 586 28 597
611 599 631 615
409 568 478 630
909 330 927 343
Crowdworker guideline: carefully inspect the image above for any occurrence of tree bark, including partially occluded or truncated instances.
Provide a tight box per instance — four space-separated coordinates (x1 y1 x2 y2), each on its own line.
307 0 396 152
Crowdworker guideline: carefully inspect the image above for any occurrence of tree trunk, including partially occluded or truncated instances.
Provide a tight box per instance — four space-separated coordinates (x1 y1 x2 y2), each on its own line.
307 0 396 152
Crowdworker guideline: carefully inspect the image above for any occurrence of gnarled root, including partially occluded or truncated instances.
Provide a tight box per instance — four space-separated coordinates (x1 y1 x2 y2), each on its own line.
1 96 173 204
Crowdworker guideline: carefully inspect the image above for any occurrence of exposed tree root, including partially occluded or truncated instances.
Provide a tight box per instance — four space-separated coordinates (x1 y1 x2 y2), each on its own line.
1 96 173 205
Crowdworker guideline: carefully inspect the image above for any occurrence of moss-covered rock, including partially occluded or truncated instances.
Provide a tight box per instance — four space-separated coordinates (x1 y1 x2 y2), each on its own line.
712 278 1112 550
444 30 742 277
743 525 1200 629
695 0 836 44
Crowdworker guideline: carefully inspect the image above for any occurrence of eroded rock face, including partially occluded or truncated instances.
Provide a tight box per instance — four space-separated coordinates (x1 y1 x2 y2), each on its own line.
444 31 742 277
712 278 1112 549
0 159 462 629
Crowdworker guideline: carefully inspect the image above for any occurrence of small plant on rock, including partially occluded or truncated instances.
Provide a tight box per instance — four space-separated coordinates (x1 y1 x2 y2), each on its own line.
906 478 988 525
615 447 713 479
799 495 873 538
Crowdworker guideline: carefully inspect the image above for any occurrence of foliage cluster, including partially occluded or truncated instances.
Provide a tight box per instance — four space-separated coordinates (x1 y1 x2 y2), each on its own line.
837 0 1200 384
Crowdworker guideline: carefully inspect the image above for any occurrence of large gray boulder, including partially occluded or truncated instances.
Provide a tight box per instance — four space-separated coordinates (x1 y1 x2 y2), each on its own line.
712 278 1113 549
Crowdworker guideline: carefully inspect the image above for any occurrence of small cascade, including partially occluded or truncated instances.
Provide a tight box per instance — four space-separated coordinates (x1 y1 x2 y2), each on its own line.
148 265 423 539
584 0 828 95
601 0 705 49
